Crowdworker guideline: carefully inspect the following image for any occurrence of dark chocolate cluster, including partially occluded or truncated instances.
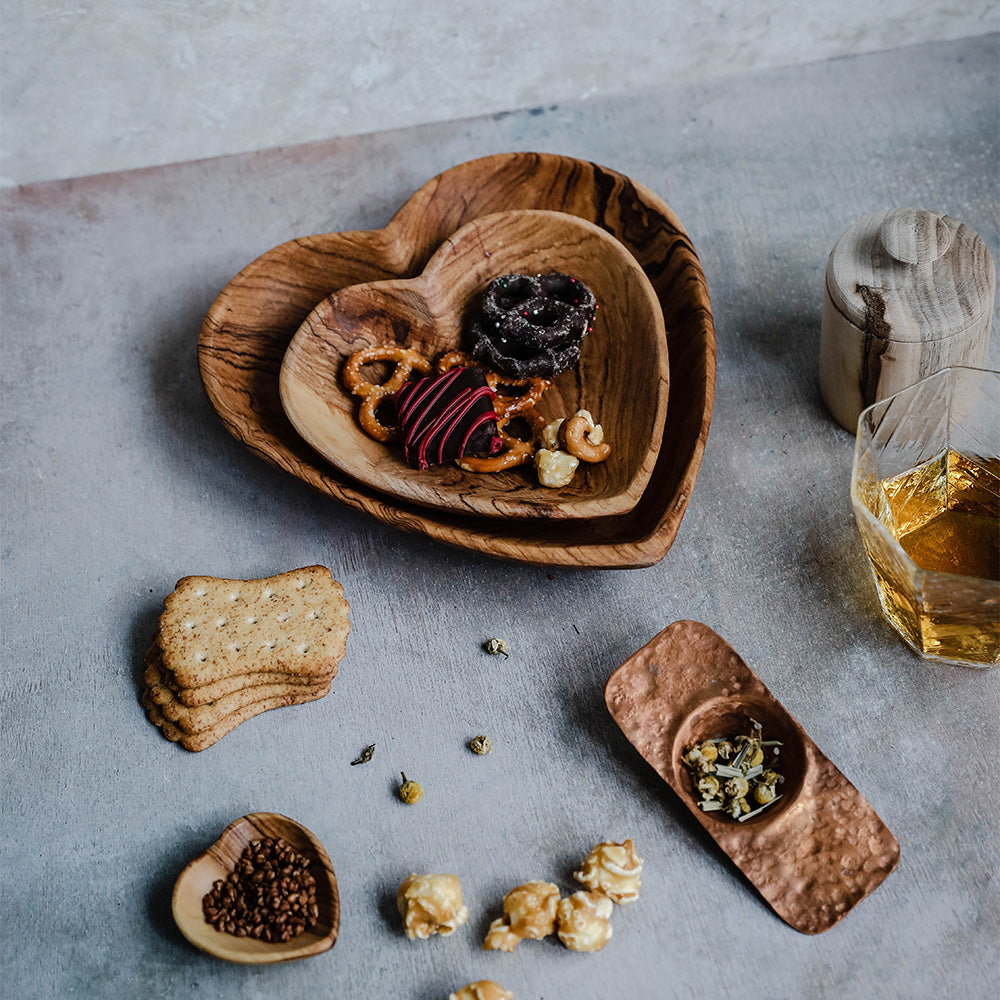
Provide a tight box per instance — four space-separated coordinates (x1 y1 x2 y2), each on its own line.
395 366 501 469
467 273 597 378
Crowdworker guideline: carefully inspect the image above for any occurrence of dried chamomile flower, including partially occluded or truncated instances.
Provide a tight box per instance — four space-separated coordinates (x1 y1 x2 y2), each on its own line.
682 722 784 822
556 891 614 953
448 982 513 1000
396 873 469 940
697 775 721 801
724 775 750 800
754 782 778 805
469 735 493 755
573 839 643 905
398 772 423 804
484 638 509 659
681 744 716 776
725 797 751 819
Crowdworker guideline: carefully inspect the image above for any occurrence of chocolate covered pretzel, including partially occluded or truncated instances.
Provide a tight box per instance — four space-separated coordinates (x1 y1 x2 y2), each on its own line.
467 273 597 379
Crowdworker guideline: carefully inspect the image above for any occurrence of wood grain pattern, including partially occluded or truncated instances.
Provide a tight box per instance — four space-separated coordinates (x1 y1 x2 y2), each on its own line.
820 208 995 431
279 210 668 520
605 621 900 934
172 813 339 964
198 152 716 567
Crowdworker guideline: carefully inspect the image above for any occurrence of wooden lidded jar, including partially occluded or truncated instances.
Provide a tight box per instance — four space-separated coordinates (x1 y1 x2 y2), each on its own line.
819 207 995 431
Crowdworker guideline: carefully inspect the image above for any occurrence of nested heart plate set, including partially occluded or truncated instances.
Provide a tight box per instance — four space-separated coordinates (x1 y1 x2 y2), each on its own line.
198 152 716 567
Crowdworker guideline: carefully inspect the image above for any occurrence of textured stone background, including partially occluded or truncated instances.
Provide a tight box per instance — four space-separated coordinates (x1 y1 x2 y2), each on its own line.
2 34 998 999
2 0 998 185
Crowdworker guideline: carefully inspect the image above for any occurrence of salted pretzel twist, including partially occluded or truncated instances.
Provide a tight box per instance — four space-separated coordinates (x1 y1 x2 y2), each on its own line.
436 351 550 417
342 345 432 441
456 407 545 473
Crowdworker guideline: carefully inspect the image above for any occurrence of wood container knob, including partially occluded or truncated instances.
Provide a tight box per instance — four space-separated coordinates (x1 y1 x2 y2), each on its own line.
819 208 995 431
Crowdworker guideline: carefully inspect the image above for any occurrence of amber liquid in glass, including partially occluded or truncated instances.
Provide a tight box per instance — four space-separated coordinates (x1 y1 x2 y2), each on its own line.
875 450 1000 665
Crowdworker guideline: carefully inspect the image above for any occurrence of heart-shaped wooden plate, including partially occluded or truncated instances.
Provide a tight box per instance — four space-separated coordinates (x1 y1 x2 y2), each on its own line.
198 152 716 566
172 812 339 964
279 210 668 519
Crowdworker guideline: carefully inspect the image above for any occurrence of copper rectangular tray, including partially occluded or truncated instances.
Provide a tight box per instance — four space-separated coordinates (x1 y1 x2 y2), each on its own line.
605 620 899 933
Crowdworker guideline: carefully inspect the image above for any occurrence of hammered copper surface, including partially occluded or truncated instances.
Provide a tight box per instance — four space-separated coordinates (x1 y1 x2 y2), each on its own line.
605 621 900 934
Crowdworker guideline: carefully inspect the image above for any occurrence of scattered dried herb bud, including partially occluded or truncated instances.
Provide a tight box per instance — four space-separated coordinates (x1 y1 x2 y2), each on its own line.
469 735 493 755
484 638 509 658
351 744 376 765
398 772 423 804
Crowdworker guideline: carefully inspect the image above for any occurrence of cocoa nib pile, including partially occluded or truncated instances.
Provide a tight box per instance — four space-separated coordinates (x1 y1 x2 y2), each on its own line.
202 836 319 942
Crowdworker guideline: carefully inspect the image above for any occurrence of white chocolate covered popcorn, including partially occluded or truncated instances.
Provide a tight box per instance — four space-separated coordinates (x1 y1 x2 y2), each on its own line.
535 448 579 487
448 982 513 1000
573 839 643 904
539 417 565 451
483 880 560 951
396 873 469 940
556 891 614 952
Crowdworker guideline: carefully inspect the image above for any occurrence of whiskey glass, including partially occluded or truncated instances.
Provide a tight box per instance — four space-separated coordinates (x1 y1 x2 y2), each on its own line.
851 367 999 667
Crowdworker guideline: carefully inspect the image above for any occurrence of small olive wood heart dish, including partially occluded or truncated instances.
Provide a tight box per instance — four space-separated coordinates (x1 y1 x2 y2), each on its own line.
605 621 899 934
278 209 668 520
172 812 339 963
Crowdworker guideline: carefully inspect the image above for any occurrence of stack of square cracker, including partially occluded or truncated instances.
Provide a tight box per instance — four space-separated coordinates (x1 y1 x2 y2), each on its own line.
141 566 350 752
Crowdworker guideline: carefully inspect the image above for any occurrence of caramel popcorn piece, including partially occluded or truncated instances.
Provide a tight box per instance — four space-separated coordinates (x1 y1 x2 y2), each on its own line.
483 918 522 953
573 839 643 904
396 873 469 940
448 981 514 1000
483 880 560 951
556 891 614 953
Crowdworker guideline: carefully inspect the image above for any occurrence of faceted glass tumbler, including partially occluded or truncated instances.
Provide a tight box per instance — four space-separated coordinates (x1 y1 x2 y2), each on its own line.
850 367 999 667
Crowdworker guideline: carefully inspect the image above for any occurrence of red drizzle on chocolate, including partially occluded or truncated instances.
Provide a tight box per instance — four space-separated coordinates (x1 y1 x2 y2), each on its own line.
395 367 502 469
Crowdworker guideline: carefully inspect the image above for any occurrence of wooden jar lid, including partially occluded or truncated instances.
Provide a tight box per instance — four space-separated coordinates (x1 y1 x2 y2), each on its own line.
826 207 995 343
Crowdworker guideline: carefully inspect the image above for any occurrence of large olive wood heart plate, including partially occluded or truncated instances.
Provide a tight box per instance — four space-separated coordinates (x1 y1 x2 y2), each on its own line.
198 152 715 567
279 210 668 519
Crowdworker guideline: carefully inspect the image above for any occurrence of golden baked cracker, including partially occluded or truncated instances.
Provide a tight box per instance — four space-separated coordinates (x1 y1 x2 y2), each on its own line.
156 566 350 689
143 643 326 707
143 683 331 752
144 659 330 734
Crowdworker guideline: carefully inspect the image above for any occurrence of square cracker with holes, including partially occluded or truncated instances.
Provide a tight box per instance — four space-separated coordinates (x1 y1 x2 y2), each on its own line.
155 565 351 691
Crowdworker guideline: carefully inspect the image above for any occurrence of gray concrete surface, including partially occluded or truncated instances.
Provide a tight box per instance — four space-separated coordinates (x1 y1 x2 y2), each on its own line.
2 34 998 1000
2 0 998 185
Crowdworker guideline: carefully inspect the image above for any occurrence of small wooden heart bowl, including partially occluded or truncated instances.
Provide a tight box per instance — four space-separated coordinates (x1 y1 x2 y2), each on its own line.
279 210 668 519
171 812 339 964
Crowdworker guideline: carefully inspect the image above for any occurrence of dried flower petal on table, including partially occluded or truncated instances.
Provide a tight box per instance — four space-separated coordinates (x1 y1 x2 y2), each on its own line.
469 735 493 755
350 743 376 765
